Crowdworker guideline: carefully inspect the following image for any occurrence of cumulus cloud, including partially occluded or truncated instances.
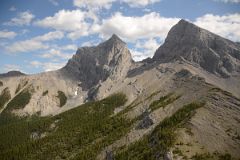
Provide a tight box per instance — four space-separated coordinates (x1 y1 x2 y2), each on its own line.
194 13 240 42
0 30 17 39
34 31 64 41
73 0 115 9
34 10 89 31
5 31 64 53
6 41 47 53
34 9 95 40
131 38 161 61
213 0 240 3
93 12 180 42
3 64 22 72
4 11 35 26
59 44 77 51
73 0 161 9
40 49 73 60
30 61 66 71
122 0 161 7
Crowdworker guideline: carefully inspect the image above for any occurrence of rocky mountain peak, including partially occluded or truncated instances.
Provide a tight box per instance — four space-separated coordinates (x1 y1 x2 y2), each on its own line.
62 34 133 91
153 19 240 77
108 34 125 44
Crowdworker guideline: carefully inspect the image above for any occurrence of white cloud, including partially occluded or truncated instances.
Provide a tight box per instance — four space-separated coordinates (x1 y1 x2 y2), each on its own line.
73 0 161 9
34 10 89 32
194 13 240 42
93 12 179 42
6 40 48 53
73 0 115 9
59 44 77 51
9 6 16 11
40 49 73 60
34 31 64 41
34 9 94 40
5 31 64 53
213 0 240 3
30 61 65 71
49 0 59 6
3 64 21 72
67 30 89 40
131 38 161 61
4 11 35 26
122 0 161 7
130 49 146 61
0 30 17 39
81 40 99 46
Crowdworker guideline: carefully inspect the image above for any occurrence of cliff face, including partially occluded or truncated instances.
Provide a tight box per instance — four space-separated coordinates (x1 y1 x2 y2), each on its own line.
153 19 240 77
63 34 133 91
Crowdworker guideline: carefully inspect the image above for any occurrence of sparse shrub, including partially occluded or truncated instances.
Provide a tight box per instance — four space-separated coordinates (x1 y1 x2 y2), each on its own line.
192 153 213 160
15 84 21 94
42 90 48 96
0 81 3 86
7 87 32 110
15 81 28 94
219 153 232 160
149 93 181 111
0 87 11 110
56 91 67 107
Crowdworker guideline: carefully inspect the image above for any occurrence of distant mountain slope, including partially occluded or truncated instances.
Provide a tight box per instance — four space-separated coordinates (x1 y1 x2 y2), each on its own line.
0 71 26 78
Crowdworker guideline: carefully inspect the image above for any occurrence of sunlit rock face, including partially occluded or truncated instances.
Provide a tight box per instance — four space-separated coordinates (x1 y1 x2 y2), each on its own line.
63 34 133 91
153 19 240 77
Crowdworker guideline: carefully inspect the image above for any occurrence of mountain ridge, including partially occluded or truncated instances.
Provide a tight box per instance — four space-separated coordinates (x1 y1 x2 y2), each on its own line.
0 71 26 78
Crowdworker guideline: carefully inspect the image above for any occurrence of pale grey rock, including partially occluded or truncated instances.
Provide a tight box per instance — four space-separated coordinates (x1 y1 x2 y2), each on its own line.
164 151 173 160
62 34 133 91
136 110 153 129
153 19 240 77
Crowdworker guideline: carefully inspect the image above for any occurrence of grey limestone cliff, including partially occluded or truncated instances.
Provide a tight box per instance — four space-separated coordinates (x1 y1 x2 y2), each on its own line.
153 19 240 77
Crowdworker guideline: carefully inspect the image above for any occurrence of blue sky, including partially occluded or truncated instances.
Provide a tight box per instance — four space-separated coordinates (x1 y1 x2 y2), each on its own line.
0 0 240 74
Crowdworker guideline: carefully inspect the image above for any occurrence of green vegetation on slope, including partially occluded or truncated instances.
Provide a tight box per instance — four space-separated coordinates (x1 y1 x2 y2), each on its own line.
56 90 67 107
15 80 28 94
0 87 11 110
192 152 233 160
0 93 136 160
7 87 32 110
115 102 204 160
0 86 33 125
149 93 181 111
